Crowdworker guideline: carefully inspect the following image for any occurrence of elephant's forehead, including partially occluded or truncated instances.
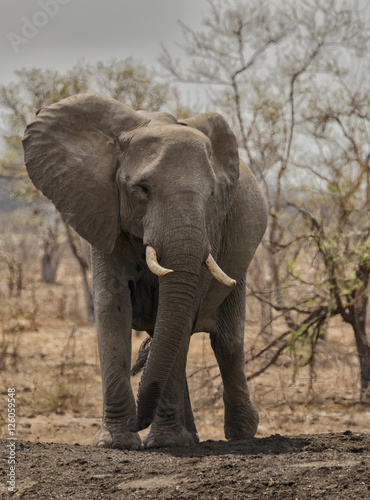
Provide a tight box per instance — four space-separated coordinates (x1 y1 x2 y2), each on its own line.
126 125 210 152
120 124 215 182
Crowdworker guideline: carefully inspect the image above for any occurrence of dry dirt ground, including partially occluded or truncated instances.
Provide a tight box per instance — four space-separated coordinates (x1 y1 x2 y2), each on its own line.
1 251 370 498
1 432 370 499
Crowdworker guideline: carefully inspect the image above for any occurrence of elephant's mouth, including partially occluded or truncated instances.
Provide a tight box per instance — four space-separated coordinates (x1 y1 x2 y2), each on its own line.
145 245 236 288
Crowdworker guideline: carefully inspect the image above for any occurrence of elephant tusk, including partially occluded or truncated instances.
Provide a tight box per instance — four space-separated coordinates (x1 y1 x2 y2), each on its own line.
146 246 174 277
205 255 236 288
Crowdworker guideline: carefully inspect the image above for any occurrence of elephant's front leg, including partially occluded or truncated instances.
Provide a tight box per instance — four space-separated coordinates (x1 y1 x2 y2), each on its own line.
143 338 197 448
91 248 141 450
211 277 259 440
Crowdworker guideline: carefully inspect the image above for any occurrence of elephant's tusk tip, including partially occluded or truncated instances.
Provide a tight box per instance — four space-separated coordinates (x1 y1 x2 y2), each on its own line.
162 268 174 276
146 246 174 277
205 255 237 288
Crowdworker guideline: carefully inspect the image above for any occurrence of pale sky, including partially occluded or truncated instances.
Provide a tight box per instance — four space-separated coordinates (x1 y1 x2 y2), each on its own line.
0 0 209 85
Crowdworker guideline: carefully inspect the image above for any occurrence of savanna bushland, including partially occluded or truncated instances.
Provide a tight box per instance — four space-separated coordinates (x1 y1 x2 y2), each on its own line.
0 0 369 498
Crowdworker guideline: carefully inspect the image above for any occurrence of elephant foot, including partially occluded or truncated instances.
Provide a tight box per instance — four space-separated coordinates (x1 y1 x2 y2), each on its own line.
224 400 259 440
92 422 141 450
189 428 200 444
144 424 196 449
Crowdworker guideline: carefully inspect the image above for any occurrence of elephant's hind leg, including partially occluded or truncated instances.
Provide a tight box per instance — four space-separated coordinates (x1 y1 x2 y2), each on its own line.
211 277 259 440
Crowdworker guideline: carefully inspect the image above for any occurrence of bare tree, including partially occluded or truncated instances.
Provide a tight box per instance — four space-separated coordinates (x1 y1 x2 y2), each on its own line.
92 58 169 111
64 223 94 323
40 212 63 284
287 76 370 399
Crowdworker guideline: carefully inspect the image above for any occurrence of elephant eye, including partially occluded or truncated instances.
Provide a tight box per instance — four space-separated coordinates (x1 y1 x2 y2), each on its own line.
137 183 150 197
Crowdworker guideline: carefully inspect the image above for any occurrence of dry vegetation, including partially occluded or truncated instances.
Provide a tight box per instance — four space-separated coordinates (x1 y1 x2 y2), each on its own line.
1 219 369 446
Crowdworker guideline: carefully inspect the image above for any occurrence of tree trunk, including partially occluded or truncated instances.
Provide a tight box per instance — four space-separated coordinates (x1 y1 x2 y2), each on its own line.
41 243 62 284
41 216 63 284
64 223 94 322
351 288 370 401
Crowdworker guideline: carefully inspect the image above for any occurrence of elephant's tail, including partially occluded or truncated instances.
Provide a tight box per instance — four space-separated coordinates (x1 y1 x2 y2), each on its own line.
131 336 152 376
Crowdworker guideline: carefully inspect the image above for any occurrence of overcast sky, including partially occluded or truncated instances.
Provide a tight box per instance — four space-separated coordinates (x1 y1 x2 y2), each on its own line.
1 0 209 85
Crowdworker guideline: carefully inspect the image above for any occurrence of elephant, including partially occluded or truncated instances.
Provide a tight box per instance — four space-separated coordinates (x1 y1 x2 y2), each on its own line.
22 93 268 449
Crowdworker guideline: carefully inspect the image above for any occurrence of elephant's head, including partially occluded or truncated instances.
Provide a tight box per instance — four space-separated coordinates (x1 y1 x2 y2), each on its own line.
22 93 240 430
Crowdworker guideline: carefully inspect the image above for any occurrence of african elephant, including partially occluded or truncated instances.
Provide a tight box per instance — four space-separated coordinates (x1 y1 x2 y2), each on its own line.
23 93 268 449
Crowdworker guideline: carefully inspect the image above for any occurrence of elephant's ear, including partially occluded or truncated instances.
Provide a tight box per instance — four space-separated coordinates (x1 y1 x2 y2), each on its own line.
23 93 147 253
179 113 239 190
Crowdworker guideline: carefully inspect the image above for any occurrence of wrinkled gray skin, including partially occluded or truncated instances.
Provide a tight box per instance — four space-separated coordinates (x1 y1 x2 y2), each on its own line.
23 94 268 450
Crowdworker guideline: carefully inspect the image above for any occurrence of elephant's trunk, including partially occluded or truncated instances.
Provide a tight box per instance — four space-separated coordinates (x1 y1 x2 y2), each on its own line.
128 218 206 432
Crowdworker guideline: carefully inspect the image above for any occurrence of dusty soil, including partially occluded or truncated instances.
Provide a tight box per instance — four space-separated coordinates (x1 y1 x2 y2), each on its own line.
1 432 369 499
